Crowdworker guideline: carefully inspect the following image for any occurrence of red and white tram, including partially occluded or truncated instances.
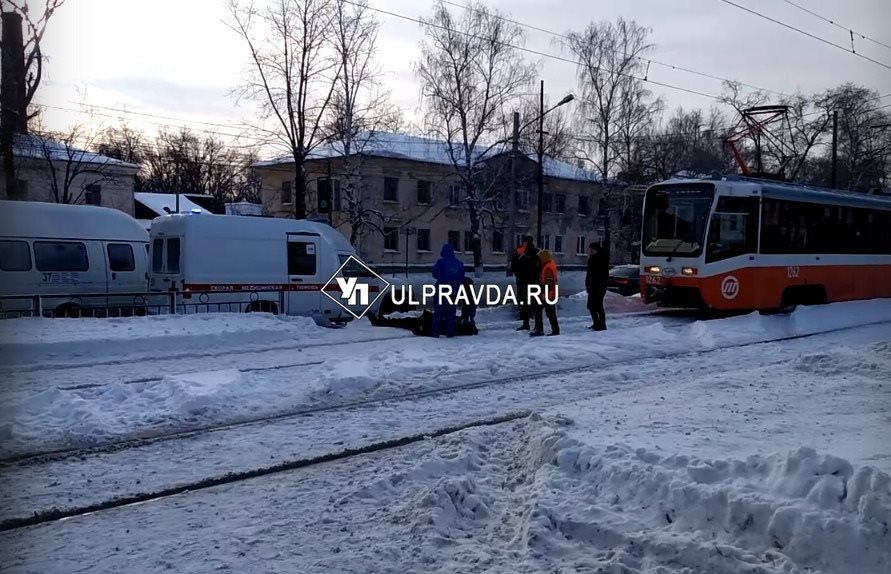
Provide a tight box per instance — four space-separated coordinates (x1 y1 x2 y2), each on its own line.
638 176 891 311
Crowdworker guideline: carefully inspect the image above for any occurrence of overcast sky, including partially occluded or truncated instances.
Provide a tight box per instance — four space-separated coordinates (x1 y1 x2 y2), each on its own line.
37 0 891 155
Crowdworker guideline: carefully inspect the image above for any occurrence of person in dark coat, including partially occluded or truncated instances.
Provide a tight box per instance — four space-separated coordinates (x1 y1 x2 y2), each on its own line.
586 241 610 331
431 243 465 338
512 235 539 331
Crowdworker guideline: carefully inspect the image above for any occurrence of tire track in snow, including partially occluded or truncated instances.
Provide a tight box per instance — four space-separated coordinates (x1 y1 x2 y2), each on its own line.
3 317 886 467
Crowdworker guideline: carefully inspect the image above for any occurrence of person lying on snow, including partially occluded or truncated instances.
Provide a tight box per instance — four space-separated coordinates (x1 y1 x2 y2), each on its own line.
367 277 478 337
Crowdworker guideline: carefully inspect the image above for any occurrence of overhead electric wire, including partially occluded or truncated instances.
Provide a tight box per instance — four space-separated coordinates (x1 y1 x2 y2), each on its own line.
716 0 891 72
441 0 790 97
778 0 891 52
349 0 721 102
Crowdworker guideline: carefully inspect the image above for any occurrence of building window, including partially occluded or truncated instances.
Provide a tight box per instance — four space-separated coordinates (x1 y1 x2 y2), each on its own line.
540 234 551 250
492 230 505 254
554 235 564 254
576 236 586 255
515 189 529 211
84 184 102 206
384 177 399 202
555 194 566 214
463 231 474 253
417 180 431 205
448 184 464 207
578 195 589 215
287 241 317 276
542 193 553 213
417 228 431 252
0 240 32 271
383 227 399 251
448 230 461 251
515 233 525 249
281 181 292 205
34 241 89 272
107 243 135 272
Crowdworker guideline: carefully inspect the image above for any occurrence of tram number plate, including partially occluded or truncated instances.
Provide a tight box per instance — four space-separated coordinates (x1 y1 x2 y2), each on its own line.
646 275 665 286
787 265 800 278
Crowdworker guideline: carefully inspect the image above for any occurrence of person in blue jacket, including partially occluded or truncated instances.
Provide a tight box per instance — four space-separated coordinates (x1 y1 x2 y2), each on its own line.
431 243 465 337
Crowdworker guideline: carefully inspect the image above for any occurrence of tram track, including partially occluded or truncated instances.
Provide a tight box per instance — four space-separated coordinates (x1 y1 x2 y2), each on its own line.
1 317 888 533
3 317 885 467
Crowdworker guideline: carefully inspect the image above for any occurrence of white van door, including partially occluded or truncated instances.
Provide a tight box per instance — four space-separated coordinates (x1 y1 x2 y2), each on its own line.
286 233 322 316
104 242 147 294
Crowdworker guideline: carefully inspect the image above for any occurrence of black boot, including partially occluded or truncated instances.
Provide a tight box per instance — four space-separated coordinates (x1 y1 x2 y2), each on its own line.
516 324 530 331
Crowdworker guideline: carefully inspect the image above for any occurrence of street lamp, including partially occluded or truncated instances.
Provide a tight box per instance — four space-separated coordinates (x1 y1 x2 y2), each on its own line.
536 81 574 246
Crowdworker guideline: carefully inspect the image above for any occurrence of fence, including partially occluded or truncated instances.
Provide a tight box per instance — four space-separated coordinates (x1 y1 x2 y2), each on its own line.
0 290 287 320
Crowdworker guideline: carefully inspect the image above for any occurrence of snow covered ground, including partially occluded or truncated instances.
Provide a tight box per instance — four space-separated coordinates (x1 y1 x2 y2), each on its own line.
0 297 889 573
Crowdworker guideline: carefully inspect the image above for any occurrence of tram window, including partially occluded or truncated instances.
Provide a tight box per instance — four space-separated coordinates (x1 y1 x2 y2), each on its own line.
706 197 759 262
761 198 891 255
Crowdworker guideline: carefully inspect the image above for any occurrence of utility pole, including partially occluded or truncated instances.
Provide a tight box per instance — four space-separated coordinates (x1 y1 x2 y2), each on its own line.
506 111 519 274
536 79 544 246
1 12 27 198
327 160 333 225
830 110 838 189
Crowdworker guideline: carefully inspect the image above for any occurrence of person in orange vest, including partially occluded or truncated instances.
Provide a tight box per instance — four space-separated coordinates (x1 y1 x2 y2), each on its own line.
530 249 559 336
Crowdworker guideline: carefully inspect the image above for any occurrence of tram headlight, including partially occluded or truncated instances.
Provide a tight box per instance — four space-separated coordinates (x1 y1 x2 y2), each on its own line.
645 266 661 274
682 267 698 276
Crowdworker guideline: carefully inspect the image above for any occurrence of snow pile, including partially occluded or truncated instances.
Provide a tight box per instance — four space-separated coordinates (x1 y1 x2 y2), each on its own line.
507 417 891 573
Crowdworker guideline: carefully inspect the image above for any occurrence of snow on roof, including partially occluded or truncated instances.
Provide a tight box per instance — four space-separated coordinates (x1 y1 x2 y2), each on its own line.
134 192 209 216
253 131 601 183
13 133 139 169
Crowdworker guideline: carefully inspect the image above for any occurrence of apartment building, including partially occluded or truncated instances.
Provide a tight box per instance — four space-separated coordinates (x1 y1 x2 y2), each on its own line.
254 132 615 269
1 134 139 215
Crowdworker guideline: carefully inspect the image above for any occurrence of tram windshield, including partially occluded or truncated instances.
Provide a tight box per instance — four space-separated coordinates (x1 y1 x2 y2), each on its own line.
642 184 714 257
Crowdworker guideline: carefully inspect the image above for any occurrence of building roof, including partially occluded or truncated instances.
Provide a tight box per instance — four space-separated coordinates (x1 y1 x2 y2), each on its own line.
253 131 601 183
13 133 139 169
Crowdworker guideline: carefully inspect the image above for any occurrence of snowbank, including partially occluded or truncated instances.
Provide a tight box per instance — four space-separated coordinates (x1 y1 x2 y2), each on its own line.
366 415 891 573
508 417 891 573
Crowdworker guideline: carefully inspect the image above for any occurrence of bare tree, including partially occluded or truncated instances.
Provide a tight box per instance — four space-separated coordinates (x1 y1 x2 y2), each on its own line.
817 83 891 191
613 79 663 181
227 0 339 219
416 0 535 274
327 0 400 247
562 18 654 182
30 124 125 205
515 98 574 161
142 127 249 203
1 0 65 198
642 106 728 181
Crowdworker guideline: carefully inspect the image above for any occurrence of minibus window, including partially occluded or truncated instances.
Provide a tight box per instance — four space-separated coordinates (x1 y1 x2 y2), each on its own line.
152 239 164 273
34 241 89 272
108 244 136 272
287 242 317 276
167 238 181 274
0 240 32 271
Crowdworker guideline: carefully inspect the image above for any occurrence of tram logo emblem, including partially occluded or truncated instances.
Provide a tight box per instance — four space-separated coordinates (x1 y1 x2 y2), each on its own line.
720 275 740 300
